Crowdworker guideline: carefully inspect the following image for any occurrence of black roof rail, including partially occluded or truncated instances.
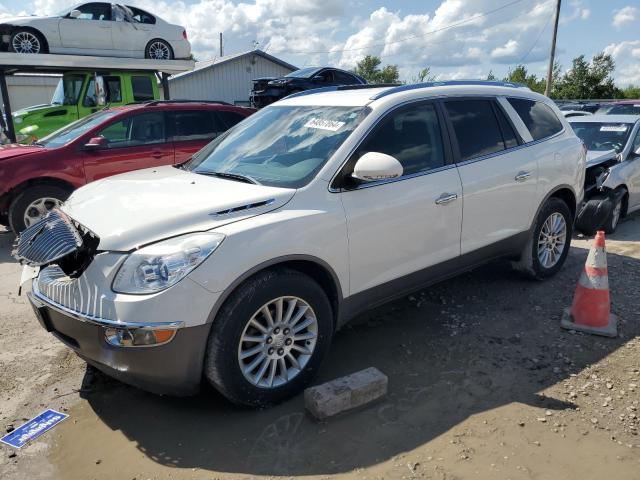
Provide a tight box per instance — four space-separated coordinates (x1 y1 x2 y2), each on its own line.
126 99 233 106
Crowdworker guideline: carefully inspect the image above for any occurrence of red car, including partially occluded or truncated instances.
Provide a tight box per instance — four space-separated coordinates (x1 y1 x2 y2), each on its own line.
0 101 254 232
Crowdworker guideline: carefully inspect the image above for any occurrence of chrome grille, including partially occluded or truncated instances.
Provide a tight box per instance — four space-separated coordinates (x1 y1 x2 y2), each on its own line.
13 210 83 267
35 265 116 321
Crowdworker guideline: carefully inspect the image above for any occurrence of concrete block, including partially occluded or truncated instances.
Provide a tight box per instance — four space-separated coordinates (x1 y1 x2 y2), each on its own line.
304 367 388 420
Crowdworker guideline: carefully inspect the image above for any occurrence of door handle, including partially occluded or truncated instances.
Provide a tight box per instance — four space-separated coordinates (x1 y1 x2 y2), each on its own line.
151 151 163 159
435 193 458 205
515 171 532 182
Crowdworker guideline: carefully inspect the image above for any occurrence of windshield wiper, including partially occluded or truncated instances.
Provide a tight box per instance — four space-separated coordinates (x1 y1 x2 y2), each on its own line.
196 170 260 185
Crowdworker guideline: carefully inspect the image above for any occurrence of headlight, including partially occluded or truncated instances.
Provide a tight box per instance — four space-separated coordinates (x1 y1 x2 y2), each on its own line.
112 232 224 294
13 116 23 124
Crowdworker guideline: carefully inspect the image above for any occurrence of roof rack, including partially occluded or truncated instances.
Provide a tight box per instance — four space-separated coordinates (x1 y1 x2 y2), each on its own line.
128 99 233 106
284 83 402 100
369 80 529 100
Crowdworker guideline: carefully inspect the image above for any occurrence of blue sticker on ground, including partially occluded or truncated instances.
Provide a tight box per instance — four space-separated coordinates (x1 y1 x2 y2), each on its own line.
1 409 68 449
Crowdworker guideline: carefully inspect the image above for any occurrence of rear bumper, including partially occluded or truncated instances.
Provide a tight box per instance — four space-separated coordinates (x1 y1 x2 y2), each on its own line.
28 291 211 396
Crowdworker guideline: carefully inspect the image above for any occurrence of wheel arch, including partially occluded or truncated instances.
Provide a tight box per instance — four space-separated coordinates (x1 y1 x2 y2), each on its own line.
206 255 344 330
10 26 50 53
145 38 174 58
530 185 577 231
3 176 75 210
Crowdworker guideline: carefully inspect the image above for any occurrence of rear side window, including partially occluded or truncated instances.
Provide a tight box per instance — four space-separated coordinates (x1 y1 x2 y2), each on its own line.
508 98 563 141
444 99 506 162
97 112 166 147
494 104 519 148
356 102 445 176
217 110 246 129
334 71 359 84
171 110 226 141
132 76 154 102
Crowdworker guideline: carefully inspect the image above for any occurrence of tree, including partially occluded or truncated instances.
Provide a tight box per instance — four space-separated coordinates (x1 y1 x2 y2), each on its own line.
622 85 640 99
504 65 545 93
353 55 400 84
411 67 437 83
554 52 622 99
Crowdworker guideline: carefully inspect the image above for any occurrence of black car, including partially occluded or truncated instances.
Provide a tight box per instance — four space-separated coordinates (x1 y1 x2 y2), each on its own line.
250 67 366 108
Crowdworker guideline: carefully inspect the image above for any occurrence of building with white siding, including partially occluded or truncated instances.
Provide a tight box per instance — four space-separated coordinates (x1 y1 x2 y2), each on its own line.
6 74 60 110
168 50 297 106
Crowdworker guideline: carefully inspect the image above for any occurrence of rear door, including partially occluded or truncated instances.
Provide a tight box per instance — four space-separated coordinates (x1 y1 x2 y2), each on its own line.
82 111 173 182
169 110 230 163
442 97 538 255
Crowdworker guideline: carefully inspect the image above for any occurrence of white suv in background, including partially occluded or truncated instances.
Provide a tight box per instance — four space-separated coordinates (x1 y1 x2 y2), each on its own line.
15 81 585 406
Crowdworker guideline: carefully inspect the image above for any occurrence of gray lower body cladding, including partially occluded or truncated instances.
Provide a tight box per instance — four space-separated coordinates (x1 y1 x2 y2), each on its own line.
29 293 211 396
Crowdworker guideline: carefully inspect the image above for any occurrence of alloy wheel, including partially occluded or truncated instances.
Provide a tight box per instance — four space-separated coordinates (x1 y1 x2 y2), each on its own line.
611 199 622 230
537 212 567 269
12 32 41 54
238 296 318 389
23 197 62 228
148 41 170 60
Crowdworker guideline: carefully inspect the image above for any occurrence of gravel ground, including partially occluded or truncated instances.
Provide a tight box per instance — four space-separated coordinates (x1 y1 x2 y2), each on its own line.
1 215 639 480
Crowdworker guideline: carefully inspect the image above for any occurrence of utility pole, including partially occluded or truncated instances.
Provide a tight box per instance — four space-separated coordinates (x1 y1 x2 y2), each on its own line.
219 32 223 57
544 0 561 97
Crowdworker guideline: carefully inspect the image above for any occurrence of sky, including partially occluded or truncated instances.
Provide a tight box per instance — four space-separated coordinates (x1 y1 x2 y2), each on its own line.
1 0 639 86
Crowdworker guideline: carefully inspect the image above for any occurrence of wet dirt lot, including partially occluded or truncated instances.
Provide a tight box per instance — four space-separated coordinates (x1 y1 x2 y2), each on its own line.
1 216 639 480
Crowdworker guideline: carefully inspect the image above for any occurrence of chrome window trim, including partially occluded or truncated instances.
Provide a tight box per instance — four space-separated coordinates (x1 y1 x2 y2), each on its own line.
31 283 184 331
328 97 451 192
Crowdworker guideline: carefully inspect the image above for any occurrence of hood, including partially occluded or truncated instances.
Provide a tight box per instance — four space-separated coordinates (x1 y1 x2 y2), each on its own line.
61 166 295 251
586 149 617 167
0 143 44 161
253 77 277 82
14 104 59 116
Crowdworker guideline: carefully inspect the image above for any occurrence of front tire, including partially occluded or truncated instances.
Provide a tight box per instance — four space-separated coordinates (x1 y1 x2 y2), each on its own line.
204 268 333 406
10 30 45 54
8 185 71 233
604 189 625 234
513 197 572 280
145 39 173 60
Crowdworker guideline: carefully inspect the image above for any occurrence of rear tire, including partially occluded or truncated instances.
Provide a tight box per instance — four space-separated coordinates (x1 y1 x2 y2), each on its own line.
8 185 71 233
512 197 572 280
145 39 173 60
204 268 333 406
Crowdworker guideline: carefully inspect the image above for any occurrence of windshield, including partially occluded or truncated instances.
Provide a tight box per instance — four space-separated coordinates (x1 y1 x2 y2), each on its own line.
606 104 640 115
570 122 633 153
183 105 368 188
51 75 84 106
39 110 119 148
285 67 322 79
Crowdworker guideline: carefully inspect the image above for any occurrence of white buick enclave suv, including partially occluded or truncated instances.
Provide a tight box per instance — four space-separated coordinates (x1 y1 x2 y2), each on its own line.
15 81 585 405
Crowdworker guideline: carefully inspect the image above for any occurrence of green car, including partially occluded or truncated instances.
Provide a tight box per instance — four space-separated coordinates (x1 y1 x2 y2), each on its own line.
12 71 159 143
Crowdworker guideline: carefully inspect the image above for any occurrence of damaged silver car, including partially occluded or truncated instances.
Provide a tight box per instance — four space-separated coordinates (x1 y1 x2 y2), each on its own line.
569 115 640 234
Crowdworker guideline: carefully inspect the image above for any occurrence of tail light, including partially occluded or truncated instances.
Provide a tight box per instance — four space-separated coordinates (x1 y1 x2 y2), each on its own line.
182 30 187 40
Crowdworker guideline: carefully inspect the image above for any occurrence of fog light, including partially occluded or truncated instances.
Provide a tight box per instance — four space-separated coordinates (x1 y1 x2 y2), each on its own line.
104 327 177 347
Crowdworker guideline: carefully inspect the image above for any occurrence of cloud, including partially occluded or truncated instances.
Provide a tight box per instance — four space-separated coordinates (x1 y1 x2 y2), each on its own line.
612 6 638 28
604 40 640 86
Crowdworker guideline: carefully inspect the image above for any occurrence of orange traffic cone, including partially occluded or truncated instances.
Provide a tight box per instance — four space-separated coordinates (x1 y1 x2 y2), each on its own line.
561 230 617 337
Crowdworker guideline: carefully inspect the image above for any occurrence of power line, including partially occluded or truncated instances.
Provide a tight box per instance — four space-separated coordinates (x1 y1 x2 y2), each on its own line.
275 0 529 56
519 7 553 63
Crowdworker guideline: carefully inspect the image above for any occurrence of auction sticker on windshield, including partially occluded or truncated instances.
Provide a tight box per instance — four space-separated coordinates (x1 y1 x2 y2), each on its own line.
0 409 68 449
304 118 346 131
600 125 628 132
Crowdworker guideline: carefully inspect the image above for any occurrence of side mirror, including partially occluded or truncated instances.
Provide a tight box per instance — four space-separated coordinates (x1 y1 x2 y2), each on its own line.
351 152 403 182
69 9 81 18
84 136 107 150
94 74 106 106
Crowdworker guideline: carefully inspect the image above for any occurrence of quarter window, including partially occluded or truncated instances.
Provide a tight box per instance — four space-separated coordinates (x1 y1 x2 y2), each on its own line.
97 112 165 147
356 103 445 176
170 111 226 141
132 76 154 102
507 98 563 141
445 99 506 162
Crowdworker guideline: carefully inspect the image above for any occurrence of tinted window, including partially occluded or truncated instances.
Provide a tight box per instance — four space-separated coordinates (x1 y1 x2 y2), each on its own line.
217 110 246 129
97 112 165 148
171 111 225 141
75 3 111 20
334 71 358 84
508 98 563 141
132 76 154 102
494 104 519 148
357 103 444 176
445 100 505 161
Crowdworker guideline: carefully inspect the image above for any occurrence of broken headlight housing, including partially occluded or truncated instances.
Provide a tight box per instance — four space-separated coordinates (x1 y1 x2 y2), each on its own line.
112 232 224 294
